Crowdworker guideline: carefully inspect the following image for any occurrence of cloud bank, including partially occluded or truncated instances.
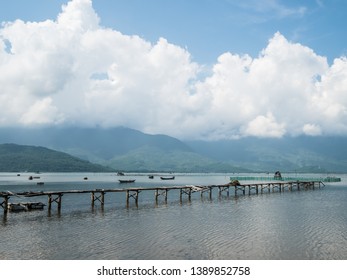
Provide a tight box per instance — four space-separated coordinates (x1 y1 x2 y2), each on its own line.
1 0 347 140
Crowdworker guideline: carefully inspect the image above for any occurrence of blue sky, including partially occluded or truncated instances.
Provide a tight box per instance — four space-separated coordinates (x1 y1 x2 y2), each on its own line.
1 0 346 64
0 0 347 139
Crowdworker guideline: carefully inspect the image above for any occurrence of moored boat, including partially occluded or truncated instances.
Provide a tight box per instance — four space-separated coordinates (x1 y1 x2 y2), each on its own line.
160 176 175 180
7 202 45 212
7 203 27 212
118 179 136 183
26 202 45 210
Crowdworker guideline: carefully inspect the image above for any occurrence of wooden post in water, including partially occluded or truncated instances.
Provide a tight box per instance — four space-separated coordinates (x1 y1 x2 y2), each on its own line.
48 194 52 211
101 191 105 205
179 188 192 202
199 187 211 200
91 191 105 208
126 190 129 207
249 185 259 195
155 189 159 204
248 185 258 195
91 192 95 208
57 194 62 211
135 191 139 207
0 195 9 215
126 190 139 207
5 196 8 215
218 186 230 197
48 194 63 211
155 189 168 204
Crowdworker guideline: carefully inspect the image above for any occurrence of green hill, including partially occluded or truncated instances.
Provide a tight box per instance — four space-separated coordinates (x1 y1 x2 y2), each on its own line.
0 143 114 172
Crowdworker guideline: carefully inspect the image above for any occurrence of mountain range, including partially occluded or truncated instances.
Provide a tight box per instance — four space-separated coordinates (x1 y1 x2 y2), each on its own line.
0 126 346 173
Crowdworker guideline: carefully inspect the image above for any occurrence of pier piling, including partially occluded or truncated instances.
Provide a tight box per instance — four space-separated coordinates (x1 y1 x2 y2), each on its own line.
91 191 105 207
0 195 9 215
47 194 63 211
126 190 140 207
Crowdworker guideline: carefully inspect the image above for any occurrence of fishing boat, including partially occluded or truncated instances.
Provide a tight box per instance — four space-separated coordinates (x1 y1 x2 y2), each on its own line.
26 202 45 210
160 176 175 180
118 179 136 183
7 202 45 212
7 203 27 212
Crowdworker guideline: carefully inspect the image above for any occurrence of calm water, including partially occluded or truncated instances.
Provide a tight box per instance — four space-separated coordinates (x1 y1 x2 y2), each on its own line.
1 172 347 260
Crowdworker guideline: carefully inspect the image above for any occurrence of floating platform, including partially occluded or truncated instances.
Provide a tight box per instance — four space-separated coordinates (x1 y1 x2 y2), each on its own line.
230 176 341 183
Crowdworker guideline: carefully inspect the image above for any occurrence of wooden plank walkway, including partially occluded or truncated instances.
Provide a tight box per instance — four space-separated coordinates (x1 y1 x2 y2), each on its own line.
0 181 324 215
230 175 341 182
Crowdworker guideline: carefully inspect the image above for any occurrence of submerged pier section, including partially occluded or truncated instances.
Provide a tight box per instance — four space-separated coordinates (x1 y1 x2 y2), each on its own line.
0 181 324 215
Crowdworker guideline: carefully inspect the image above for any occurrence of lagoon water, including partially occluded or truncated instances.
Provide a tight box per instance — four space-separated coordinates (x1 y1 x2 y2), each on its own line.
1 172 347 260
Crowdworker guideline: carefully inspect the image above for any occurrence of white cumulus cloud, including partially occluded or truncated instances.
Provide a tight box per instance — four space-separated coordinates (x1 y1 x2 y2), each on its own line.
0 0 347 140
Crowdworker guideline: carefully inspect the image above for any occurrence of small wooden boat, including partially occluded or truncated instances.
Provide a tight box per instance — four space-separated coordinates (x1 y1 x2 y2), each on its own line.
160 176 175 180
148 175 154 179
26 202 45 210
37 182 44 185
118 179 136 183
7 202 45 212
8 203 27 212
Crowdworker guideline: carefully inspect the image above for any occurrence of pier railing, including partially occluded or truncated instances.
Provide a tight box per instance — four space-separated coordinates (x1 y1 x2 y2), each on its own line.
0 181 324 215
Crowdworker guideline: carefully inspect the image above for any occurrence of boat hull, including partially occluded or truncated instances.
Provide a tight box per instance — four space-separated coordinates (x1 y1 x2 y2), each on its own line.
118 180 136 183
160 176 175 180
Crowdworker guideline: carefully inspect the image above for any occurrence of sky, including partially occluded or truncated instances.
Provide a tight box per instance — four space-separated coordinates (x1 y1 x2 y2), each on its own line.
0 0 347 140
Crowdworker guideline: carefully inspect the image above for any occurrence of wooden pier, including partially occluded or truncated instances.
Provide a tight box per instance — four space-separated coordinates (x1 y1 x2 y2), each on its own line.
0 181 324 215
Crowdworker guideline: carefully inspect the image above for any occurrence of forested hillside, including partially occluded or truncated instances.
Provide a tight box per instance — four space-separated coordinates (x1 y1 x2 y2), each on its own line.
0 143 114 172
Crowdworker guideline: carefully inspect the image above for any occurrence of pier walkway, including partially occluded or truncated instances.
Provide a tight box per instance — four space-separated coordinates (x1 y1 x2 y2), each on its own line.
0 181 324 215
